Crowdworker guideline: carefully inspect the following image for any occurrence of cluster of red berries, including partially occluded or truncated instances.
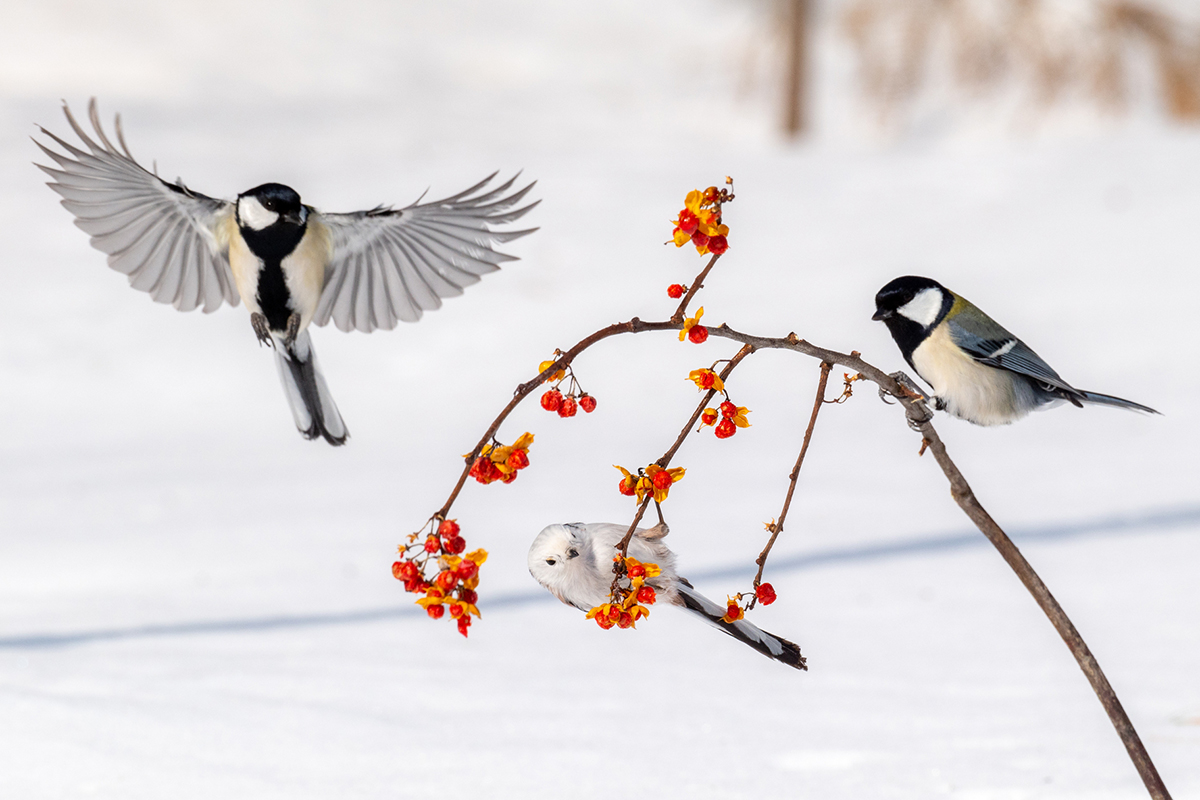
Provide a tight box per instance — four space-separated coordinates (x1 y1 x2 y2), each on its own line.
540 387 596 417
468 432 534 485
670 184 734 256
586 557 660 630
537 357 596 418
722 582 777 623
700 400 751 439
393 519 486 637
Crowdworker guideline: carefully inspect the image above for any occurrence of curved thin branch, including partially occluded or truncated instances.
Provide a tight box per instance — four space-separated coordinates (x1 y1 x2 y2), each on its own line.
754 361 832 588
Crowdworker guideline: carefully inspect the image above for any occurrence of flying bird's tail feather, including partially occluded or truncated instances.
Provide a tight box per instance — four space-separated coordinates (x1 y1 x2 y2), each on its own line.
677 580 806 671
274 330 348 446
1077 390 1159 416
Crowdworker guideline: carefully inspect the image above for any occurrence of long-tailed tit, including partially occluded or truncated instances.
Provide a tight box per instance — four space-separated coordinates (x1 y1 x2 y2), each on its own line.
528 522 806 670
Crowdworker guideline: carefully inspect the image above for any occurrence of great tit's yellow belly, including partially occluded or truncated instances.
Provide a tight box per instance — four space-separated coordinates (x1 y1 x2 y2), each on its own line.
225 219 331 332
912 324 1025 426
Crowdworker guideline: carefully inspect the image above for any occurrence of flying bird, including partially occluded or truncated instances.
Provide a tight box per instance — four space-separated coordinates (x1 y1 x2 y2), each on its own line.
529 522 806 670
35 99 538 445
872 275 1157 426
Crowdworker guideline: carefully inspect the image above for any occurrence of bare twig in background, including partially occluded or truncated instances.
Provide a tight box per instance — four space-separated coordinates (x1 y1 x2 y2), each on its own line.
783 0 812 136
842 0 1200 125
753 361 832 587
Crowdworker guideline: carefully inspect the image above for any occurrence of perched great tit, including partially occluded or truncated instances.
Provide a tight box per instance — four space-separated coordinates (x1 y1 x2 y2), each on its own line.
872 275 1157 426
35 99 538 445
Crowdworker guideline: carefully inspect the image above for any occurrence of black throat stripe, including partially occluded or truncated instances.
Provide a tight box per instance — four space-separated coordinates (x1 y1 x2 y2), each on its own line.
240 223 306 332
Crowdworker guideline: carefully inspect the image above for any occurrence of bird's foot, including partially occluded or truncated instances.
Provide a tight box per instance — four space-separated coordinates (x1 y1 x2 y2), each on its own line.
879 371 929 404
282 313 301 349
250 313 274 349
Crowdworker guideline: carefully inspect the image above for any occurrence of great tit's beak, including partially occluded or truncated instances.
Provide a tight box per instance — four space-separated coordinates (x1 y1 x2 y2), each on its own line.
282 209 305 226
872 308 892 321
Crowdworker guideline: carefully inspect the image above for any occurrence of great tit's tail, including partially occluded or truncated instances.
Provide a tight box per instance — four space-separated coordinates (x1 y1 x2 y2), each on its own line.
1077 390 1159 416
677 580 806 671
274 330 349 446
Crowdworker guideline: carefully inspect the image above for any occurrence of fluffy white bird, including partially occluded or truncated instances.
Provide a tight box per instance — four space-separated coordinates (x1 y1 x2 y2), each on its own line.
35 99 537 445
528 522 806 670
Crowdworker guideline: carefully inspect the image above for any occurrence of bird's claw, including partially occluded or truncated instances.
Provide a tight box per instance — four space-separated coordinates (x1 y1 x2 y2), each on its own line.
283 313 301 349
250 313 274 349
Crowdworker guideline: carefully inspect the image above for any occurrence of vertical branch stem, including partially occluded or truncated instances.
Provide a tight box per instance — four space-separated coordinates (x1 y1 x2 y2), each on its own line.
783 0 811 136
904 405 1172 800
753 361 832 586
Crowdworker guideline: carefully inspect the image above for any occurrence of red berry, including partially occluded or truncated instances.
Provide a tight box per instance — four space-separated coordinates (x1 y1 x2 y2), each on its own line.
617 612 634 629
698 371 715 389
445 536 466 555
424 536 441 553
449 603 464 619
678 210 699 235
667 283 685 299
558 396 578 418
701 408 718 426
506 450 529 471
652 470 673 491
596 614 615 630
691 231 710 248
391 561 405 580
578 394 597 413
457 616 471 637
688 325 708 344
470 457 499 485
627 564 646 579
636 585 657 604
708 234 729 255
756 582 777 605
726 603 740 619
540 390 562 412
618 477 637 496
607 606 622 623
459 588 477 605
427 604 445 619
437 519 460 539
499 469 518 484
436 570 458 592
715 418 736 439
396 561 418 581
719 401 737 417
456 560 479 581
403 578 421 593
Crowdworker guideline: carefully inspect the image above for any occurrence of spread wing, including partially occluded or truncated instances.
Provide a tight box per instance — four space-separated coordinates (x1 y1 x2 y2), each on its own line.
34 99 238 313
312 173 538 332
946 313 1081 396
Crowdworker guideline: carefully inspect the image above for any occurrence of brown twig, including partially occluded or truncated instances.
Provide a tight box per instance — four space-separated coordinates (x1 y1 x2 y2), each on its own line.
613 344 756 561
753 361 832 588
671 253 721 323
426 307 1169 797
900 400 1172 800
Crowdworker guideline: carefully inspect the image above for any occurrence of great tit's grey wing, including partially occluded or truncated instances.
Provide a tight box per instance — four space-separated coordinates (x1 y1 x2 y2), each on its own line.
312 173 538 333
34 99 238 313
946 312 1080 395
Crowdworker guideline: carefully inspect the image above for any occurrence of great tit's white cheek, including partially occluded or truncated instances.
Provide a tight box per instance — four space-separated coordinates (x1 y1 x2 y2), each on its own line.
897 287 945 328
238 196 279 230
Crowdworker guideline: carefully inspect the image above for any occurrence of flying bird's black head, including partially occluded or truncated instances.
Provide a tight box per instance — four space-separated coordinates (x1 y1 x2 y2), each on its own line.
872 275 951 363
236 183 307 231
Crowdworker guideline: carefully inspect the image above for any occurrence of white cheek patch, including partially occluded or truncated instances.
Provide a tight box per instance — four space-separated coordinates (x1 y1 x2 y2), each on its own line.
238 196 279 231
897 287 945 328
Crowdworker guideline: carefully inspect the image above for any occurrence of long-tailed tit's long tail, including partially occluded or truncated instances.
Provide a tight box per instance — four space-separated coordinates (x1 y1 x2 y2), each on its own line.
274 330 348 446
677 580 807 671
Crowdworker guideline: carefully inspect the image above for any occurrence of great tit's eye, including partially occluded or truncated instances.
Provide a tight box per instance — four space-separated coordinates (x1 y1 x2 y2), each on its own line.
545 558 556 566
567 548 579 559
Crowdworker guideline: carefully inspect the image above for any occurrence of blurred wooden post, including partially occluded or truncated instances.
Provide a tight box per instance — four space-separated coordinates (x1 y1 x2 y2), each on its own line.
783 0 811 136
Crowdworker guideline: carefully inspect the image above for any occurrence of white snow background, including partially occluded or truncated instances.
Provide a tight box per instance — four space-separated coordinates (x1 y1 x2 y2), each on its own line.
1 1 1197 797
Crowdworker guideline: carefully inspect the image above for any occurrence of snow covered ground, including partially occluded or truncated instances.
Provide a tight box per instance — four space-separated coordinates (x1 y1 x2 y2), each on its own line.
1 1 1197 797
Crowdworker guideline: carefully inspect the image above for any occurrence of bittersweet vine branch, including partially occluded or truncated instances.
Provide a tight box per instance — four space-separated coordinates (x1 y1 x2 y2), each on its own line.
753 361 833 591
